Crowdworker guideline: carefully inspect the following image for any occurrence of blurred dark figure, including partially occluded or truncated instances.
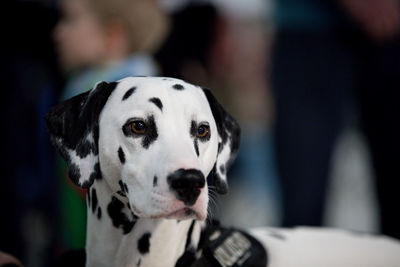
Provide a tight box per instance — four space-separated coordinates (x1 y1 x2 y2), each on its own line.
155 3 218 84
271 0 400 239
0 1 62 266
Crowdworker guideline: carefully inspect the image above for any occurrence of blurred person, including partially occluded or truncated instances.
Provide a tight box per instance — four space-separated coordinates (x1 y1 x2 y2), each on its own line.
155 2 218 85
271 0 400 239
52 0 168 252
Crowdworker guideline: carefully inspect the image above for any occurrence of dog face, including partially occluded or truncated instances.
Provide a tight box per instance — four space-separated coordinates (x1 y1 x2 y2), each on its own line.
45 77 240 221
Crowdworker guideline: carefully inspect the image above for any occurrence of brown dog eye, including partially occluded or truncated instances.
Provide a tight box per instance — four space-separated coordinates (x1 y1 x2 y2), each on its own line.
130 120 146 134
197 125 210 138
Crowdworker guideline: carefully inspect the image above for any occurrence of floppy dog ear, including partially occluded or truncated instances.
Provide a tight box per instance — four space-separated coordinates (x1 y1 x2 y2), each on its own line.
202 88 241 194
45 81 118 188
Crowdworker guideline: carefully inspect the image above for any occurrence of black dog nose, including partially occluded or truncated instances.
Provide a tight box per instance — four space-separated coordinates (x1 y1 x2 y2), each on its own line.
167 169 205 206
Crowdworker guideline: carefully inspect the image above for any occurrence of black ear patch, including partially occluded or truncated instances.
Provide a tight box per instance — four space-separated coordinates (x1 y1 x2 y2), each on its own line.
202 88 241 194
45 81 118 188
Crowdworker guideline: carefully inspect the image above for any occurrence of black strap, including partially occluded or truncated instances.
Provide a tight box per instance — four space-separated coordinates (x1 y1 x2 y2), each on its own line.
187 222 268 267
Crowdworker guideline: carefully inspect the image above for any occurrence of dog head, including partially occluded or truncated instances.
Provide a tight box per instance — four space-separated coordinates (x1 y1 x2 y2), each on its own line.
45 77 240 220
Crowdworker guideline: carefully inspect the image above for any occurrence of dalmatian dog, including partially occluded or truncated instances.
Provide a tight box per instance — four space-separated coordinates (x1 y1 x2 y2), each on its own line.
46 77 400 267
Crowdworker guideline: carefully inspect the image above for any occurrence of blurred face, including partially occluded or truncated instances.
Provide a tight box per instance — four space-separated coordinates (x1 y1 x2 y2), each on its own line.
53 0 107 70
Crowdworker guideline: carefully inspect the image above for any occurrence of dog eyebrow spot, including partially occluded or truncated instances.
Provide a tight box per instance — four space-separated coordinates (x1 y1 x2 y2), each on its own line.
149 97 163 111
118 147 126 164
172 84 184 90
138 232 151 254
142 115 158 149
122 87 136 101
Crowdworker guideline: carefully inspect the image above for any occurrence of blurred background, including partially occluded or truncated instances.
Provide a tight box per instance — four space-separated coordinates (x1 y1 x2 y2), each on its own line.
1 0 400 266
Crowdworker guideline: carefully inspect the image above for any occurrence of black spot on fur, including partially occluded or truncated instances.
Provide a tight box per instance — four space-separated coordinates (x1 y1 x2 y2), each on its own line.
185 220 196 249
119 180 125 193
122 87 136 101
172 84 184 90
90 162 102 181
91 188 98 214
153 176 158 187
118 147 126 164
194 139 199 157
138 232 151 254
142 115 158 149
219 165 225 174
190 120 197 137
107 196 136 234
137 258 141 267
149 97 163 111
97 207 102 219
118 180 129 196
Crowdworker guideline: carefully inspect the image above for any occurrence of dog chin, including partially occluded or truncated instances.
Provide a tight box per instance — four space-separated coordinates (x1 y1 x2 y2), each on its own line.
149 207 206 221
166 207 206 221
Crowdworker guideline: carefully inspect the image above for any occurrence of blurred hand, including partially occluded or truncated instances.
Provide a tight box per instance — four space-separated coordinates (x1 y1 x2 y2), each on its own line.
339 0 400 41
0 251 23 267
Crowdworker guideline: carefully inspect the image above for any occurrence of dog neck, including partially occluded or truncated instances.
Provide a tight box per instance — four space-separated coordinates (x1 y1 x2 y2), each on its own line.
85 179 203 267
